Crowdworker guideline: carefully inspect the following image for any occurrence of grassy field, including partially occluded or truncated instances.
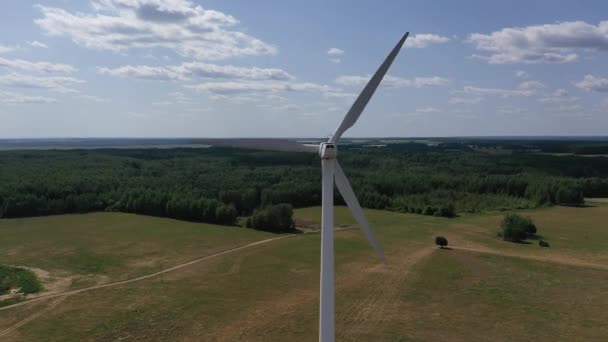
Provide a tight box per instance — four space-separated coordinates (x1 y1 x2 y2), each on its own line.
1 205 607 341
0 213 274 287
390 250 608 341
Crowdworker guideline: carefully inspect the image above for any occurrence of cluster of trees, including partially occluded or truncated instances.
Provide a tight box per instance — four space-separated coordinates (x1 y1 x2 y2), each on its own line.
245 204 295 233
500 213 537 243
0 144 607 229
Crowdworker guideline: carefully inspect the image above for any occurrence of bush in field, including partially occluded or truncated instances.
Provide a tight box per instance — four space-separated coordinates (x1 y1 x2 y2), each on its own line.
539 240 550 247
0 266 42 295
247 203 294 233
501 213 537 243
435 236 448 248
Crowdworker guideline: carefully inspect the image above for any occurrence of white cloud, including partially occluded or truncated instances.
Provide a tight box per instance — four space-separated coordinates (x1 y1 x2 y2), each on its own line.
392 106 442 119
28 40 48 48
517 80 545 90
416 106 440 113
98 62 294 81
497 106 528 115
335 75 449 88
464 85 535 98
544 103 585 116
272 103 301 112
405 34 450 48
327 48 344 56
187 79 352 99
327 48 344 63
539 89 578 104
515 70 529 78
0 73 84 93
468 20 608 64
35 1 276 60
0 90 57 104
539 89 585 116
0 57 76 73
153 91 193 105
0 45 16 54
190 81 290 94
98 65 183 81
575 74 608 92
174 62 293 80
449 97 482 105
77 94 108 102
188 80 335 95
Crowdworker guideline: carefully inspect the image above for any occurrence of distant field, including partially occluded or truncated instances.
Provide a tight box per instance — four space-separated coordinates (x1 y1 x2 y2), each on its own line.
1 205 607 341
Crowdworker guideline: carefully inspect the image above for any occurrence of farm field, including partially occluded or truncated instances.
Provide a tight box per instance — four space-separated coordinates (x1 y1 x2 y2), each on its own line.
1 204 607 341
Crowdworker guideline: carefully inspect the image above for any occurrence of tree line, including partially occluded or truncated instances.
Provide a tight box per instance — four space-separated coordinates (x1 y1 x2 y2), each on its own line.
0 145 607 231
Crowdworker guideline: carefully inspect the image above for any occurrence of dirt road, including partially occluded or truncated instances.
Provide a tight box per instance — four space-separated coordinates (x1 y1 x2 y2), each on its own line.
0 235 296 312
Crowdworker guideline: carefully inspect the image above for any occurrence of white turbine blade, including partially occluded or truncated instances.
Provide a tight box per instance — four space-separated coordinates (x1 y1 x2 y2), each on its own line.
320 158 336 342
329 33 409 143
334 161 385 262
191 138 318 153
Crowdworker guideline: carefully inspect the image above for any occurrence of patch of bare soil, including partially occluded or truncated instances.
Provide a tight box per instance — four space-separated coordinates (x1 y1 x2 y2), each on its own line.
294 219 320 231
15 267 110 299
0 266 76 301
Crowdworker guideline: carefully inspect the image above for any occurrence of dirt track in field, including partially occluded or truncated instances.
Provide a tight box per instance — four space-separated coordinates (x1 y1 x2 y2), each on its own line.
0 235 296 313
0 296 69 338
450 246 608 270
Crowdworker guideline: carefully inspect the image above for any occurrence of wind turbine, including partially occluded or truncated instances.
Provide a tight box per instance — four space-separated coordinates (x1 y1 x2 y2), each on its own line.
194 32 409 342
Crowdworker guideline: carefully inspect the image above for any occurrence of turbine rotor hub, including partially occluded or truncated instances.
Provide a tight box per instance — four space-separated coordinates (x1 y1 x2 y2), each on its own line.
319 143 337 159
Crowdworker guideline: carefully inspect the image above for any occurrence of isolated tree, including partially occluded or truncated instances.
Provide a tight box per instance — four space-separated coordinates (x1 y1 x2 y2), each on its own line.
435 236 448 248
501 213 537 243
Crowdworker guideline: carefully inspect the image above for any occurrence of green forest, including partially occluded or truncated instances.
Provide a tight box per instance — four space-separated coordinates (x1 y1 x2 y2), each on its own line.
1 141 607 232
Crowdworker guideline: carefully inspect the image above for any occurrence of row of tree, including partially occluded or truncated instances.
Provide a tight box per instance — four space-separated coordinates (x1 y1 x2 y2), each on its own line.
0 147 606 227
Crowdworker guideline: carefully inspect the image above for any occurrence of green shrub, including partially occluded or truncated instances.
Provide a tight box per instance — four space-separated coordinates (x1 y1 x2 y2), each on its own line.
435 236 448 248
501 213 537 243
0 266 42 295
539 240 550 247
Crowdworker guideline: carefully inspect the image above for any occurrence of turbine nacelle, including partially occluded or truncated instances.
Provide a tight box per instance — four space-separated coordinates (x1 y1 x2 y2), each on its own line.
319 143 337 159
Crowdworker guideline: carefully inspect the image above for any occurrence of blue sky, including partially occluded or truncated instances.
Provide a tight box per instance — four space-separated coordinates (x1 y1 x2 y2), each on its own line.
0 0 607 138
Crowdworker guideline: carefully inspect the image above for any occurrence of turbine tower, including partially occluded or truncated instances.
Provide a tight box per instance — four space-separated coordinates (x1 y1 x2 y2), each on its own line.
194 33 409 342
